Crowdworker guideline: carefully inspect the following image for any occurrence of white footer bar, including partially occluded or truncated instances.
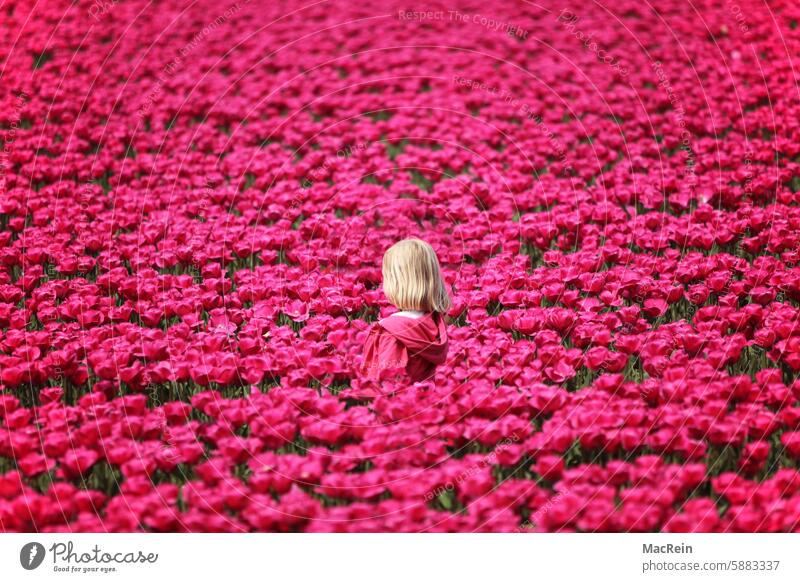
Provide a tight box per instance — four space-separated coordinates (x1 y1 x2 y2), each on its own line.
1 534 795 581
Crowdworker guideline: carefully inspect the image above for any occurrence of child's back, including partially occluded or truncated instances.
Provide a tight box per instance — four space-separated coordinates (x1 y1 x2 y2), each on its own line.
362 310 448 382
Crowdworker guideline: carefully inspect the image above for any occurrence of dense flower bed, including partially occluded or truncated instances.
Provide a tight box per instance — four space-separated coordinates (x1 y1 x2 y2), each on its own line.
2 0 800 531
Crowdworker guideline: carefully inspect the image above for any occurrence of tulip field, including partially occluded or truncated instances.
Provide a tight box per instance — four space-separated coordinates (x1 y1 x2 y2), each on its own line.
3 0 800 532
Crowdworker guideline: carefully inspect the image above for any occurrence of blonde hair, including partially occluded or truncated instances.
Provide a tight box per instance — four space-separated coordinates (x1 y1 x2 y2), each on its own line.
382 238 451 313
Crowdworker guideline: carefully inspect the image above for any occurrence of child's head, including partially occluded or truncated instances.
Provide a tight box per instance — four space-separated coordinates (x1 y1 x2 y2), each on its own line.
382 238 451 313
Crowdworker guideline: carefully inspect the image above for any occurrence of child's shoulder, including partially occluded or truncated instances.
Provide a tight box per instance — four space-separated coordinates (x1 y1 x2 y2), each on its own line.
370 318 398 334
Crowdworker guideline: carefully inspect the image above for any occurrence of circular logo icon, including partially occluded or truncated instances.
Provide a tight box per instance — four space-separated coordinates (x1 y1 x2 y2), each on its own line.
20 542 46 570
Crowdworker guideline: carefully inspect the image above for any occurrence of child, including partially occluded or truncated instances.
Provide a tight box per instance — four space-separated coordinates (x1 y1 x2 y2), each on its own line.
361 238 451 383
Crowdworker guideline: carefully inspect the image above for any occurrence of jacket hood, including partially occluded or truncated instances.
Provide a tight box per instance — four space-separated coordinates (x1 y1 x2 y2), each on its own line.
378 312 448 365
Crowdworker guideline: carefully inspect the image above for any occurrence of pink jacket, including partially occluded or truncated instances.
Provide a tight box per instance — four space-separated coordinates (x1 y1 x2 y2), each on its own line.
361 312 449 382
